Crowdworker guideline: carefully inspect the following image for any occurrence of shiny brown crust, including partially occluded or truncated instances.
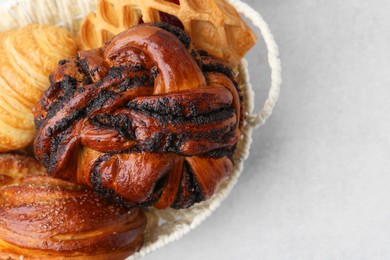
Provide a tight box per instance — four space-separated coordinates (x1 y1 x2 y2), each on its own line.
34 23 243 209
0 154 146 259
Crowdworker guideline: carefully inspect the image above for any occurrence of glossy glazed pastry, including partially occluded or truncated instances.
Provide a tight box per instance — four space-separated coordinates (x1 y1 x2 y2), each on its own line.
0 154 146 259
0 24 77 152
34 23 243 209
78 0 256 66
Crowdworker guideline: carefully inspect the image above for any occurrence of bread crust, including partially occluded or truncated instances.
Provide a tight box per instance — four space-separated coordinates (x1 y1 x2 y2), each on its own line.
0 154 146 259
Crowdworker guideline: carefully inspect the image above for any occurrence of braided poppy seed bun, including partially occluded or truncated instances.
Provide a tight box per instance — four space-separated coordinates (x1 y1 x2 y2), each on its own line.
0 154 146 259
34 23 243 209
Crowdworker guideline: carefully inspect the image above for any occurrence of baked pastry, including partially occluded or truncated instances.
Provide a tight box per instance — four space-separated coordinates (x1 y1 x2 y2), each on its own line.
78 0 256 65
0 153 46 186
34 23 243 209
0 153 146 259
0 24 77 152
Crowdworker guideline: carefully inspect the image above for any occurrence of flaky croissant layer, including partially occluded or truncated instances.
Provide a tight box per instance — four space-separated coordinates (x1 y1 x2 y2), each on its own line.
34 23 243 209
0 24 77 152
0 154 146 260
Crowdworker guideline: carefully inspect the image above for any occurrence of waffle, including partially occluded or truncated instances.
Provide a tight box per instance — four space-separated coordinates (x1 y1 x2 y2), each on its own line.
78 0 256 66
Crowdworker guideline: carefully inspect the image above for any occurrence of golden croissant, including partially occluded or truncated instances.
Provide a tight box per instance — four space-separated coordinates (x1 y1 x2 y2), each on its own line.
0 24 77 152
0 153 146 259
34 23 243 209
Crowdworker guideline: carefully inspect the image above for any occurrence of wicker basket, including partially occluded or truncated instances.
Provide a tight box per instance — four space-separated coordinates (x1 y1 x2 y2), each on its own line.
0 0 281 259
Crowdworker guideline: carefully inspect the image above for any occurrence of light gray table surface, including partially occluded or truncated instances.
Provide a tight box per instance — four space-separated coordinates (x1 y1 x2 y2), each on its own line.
2 0 390 259
143 1 390 259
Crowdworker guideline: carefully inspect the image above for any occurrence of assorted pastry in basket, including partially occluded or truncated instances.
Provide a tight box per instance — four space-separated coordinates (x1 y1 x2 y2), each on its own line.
0 0 257 258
